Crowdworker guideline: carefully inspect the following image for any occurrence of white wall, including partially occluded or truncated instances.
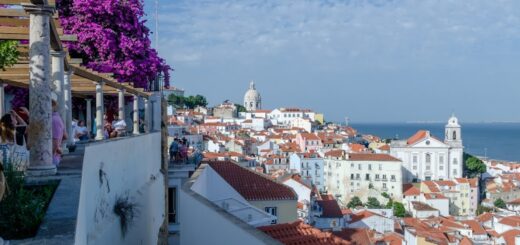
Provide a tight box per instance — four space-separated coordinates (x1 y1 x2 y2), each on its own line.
75 133 164 245
180 170 280 245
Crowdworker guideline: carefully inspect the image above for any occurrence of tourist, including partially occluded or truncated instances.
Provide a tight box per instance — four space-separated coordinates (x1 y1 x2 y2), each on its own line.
169 138 179 162
10 109 28 147
179 140 188 163
75 120 89 141
103 113 112 139
111 115 127 138
52 100 68 166
0 114 15 168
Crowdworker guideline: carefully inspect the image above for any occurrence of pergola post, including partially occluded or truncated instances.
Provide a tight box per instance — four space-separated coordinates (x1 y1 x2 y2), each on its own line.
118 88 125 120
144 97 150 133
0 82 5 116
133 95 140 135
64 70 74 146
51 51 65 122
95 81 105 140
86 98 92 138
24 4 56 176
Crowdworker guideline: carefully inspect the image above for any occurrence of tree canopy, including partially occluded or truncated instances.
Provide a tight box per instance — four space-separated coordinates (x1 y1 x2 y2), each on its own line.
347 196 363 208
57 0 171 88
365 197 382 209
235 104 247 113
393 202 406 217
464 153 486 177
0 40 19 70
494 198 506 209
168 94 207 109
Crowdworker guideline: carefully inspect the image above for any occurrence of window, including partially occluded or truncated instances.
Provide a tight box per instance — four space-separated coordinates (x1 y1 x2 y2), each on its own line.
453 158 458 165
439 155 444 164
366 174 370 181
453 131 457 140
412 155 418 164
358 164 361 170
439 165 444 170
382 174 387 180
379 164 382 170
351 163 354 168
168 187 177 223
375 174 380 180
383 183 387 189
351 173 354 179
356 174 360 180
413 165 417 170
368 164 372 170
426 153 431 164
453 169 458 175
391 175 396 181
265 207 278 224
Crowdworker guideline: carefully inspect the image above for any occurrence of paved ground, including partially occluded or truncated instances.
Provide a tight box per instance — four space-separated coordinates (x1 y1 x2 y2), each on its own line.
11 144 86 245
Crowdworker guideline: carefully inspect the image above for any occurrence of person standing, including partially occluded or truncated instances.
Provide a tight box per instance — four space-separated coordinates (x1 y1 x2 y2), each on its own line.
52 100 68 166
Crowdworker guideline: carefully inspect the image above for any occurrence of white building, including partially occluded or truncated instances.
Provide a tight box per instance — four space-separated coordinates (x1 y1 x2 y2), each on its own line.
268 108 316 126
289 152 325 192
324 150 403 205
243 81 261 112
390 115 464 182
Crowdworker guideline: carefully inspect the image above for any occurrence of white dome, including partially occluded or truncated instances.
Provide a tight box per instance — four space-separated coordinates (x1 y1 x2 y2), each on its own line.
244 81 261 111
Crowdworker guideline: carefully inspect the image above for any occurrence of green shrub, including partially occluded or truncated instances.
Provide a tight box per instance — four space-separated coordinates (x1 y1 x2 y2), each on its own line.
0 166 58 239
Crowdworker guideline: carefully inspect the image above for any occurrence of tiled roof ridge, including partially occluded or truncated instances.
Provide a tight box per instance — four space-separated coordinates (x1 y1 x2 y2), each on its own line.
206 160 297 201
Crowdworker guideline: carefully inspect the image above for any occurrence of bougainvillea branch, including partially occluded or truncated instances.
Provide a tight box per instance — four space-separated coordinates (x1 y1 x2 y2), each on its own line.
56 0 171 89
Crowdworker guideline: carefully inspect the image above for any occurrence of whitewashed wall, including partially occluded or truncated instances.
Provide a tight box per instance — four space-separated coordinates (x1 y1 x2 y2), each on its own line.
75 133 164 245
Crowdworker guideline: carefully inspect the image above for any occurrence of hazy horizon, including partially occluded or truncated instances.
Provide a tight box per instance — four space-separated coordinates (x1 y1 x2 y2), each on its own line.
144 0 520 123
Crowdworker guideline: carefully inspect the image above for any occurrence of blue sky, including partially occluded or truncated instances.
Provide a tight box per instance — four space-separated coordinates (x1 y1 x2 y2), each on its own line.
143 0 520 123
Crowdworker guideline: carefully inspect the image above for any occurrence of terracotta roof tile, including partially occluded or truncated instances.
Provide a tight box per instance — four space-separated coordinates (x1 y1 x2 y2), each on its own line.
500 229 520 245
461 220 486 235
206 161 297 201
407 130 429 145
317 195 343 218
333 228 375 245
403 184 420 196
349 210 383 223
259 221 349 245
499 216 520 227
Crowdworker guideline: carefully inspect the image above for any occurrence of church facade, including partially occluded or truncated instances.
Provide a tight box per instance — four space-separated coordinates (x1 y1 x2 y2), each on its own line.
390 115 463 183
243 81 261 112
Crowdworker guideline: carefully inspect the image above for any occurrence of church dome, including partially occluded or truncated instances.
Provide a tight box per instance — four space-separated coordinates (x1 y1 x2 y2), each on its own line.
244 81 261 111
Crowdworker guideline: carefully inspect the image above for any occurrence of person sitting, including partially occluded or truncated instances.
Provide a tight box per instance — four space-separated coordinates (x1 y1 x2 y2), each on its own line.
75 120 89 141
111 115 127 138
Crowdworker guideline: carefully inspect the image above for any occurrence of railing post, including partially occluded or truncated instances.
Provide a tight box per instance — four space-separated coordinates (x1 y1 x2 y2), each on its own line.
95 81 105 140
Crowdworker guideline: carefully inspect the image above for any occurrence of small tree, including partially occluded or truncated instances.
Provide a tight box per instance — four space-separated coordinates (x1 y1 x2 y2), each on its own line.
464 153 486 177
366 197 382 209
494 198 506 209
393 202 406 217
476 205 493 215
381 192 390 199
385 198 394 209
347 196 363 208
235 104 247 113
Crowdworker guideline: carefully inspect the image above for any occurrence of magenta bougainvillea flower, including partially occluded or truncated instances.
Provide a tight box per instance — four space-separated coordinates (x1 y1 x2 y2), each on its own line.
57 0 171 89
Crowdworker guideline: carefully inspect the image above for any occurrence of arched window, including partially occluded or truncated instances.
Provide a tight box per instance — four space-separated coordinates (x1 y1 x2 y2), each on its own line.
425 153 431 164
250 102 253 108
453 131 457 140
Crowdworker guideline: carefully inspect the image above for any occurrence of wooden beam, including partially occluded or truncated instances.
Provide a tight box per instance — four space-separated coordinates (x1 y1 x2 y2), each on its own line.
0 0 55 5
0 18 29 27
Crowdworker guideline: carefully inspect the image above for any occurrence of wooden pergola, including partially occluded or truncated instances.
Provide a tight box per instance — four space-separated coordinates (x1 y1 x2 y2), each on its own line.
0 0 154 171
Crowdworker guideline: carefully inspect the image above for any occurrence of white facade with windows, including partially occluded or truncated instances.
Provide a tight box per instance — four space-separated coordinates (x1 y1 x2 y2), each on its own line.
390 115 464 183
289 153 325 192
324 152 403 205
